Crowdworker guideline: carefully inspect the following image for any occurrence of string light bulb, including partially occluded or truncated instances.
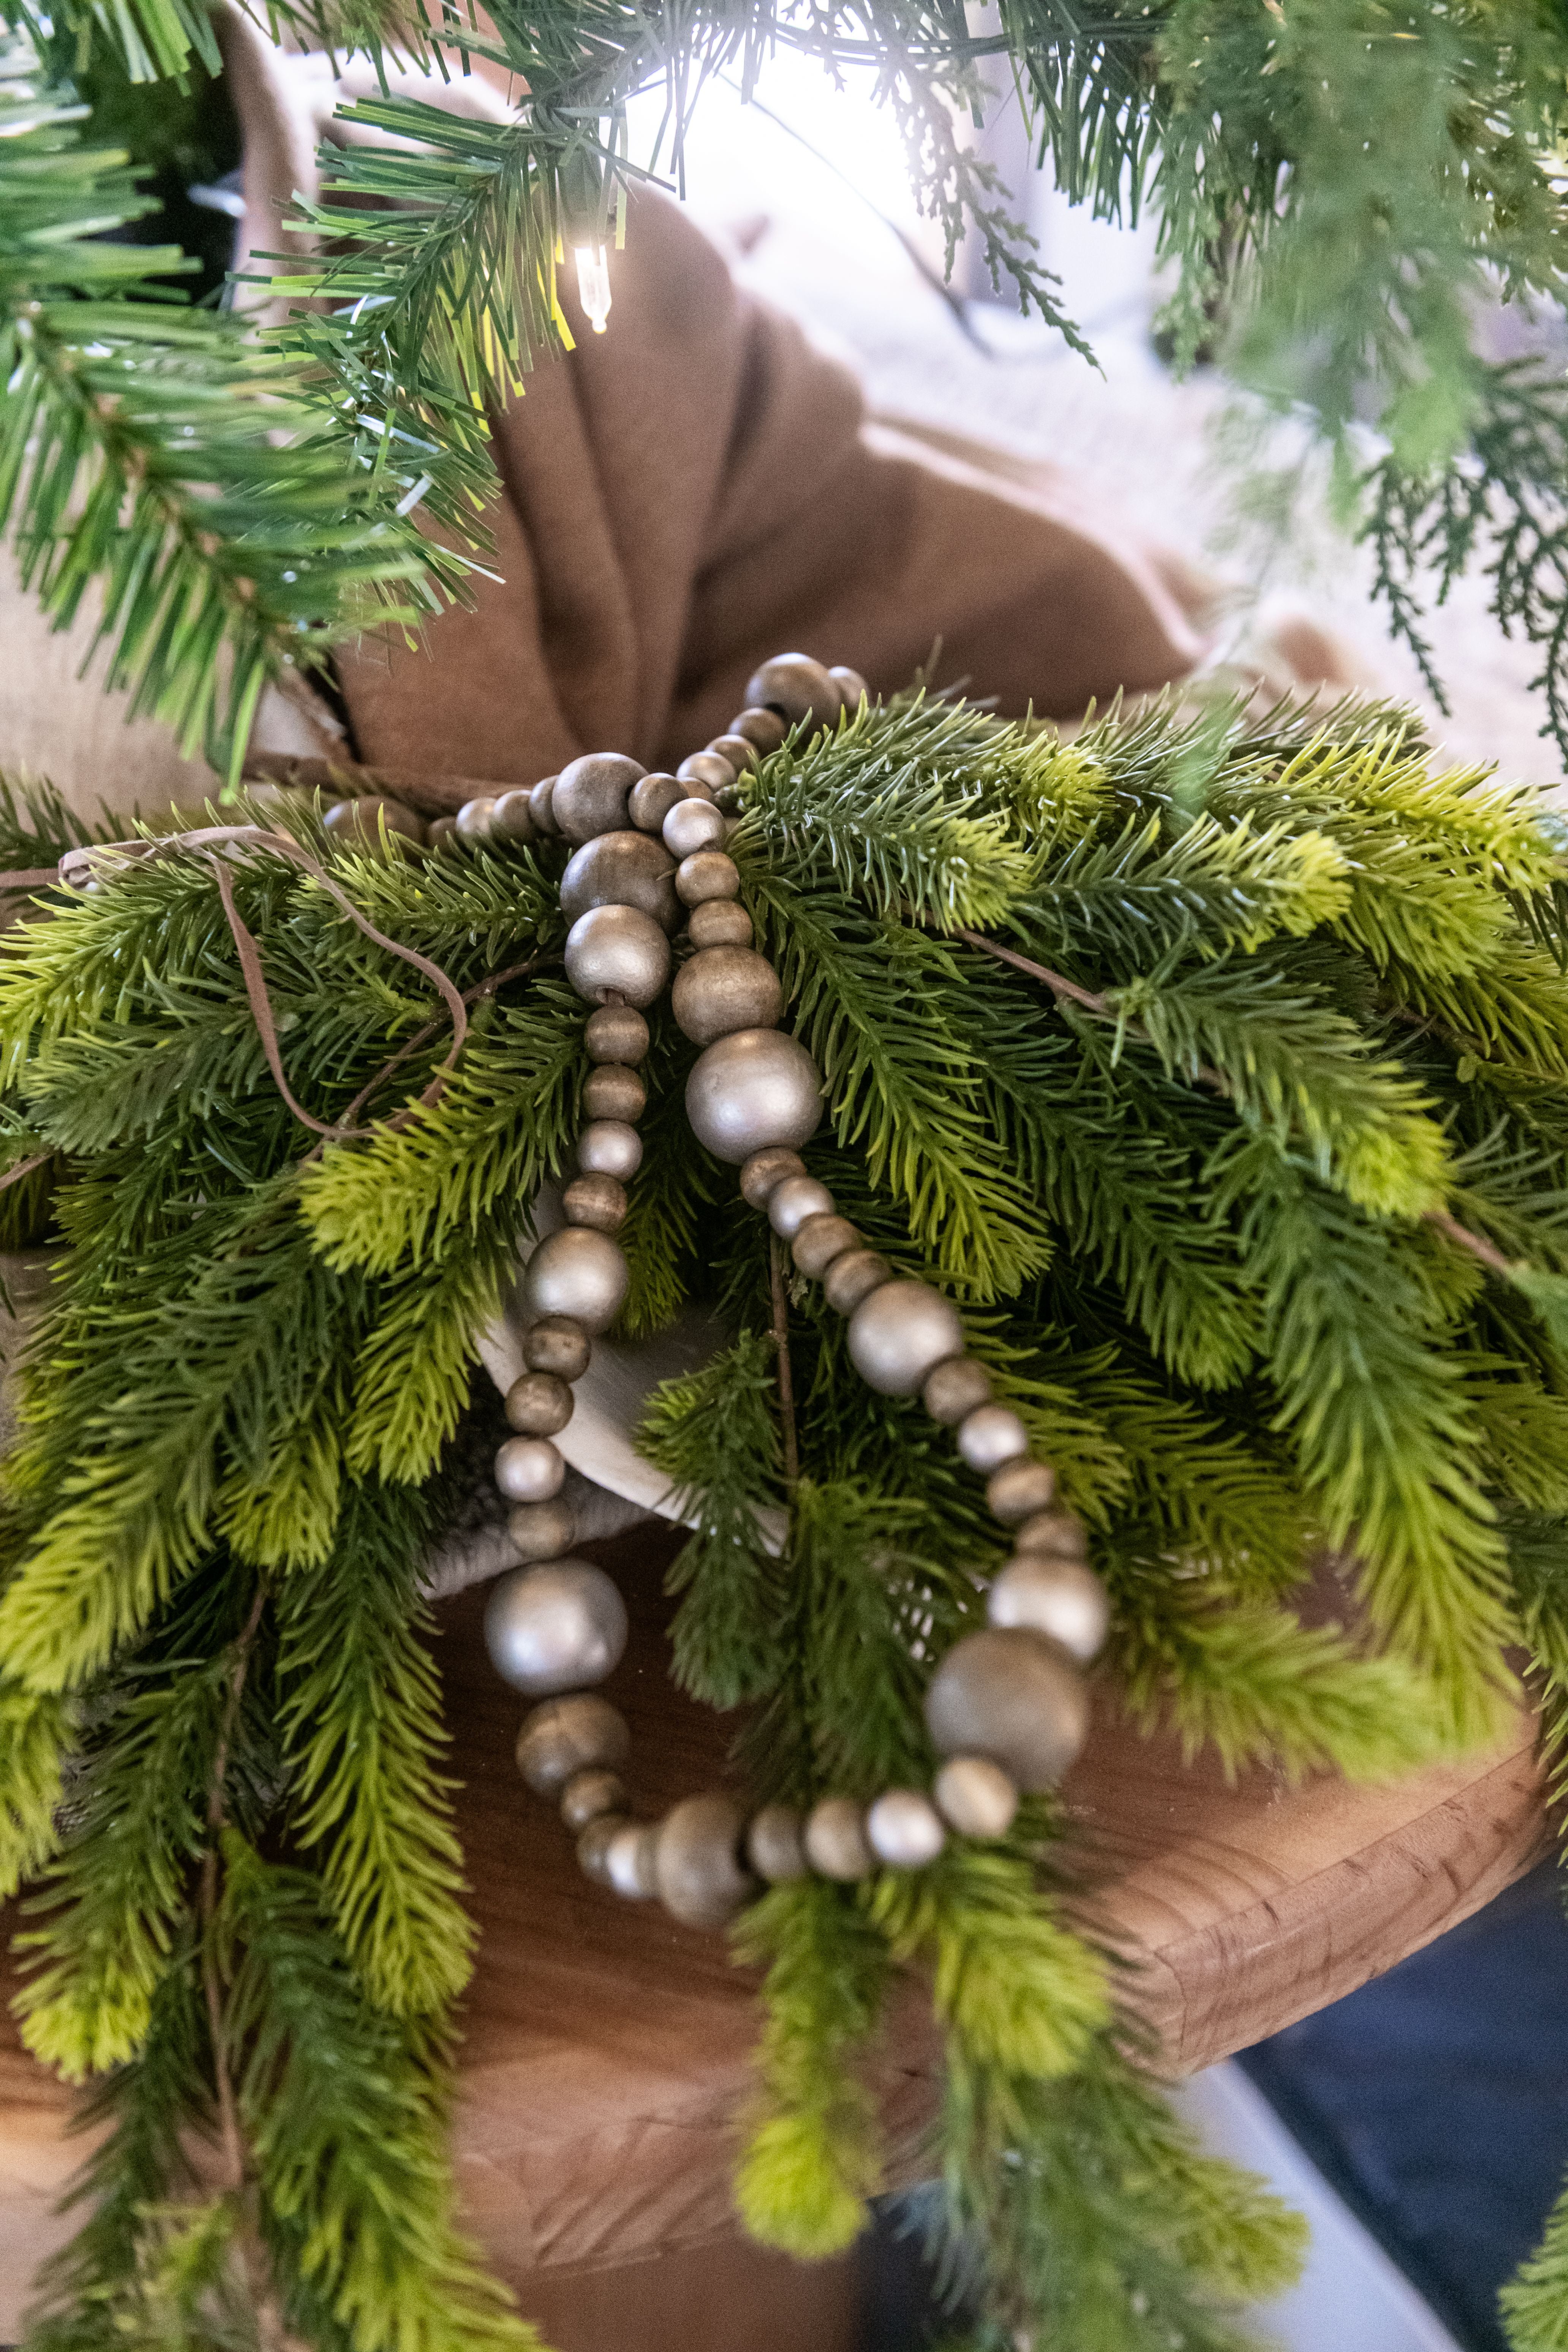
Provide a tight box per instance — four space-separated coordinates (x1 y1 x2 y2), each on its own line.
574 242 612 334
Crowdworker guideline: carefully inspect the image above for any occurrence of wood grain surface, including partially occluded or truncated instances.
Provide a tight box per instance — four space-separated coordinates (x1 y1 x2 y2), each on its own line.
0 1522 1550 2338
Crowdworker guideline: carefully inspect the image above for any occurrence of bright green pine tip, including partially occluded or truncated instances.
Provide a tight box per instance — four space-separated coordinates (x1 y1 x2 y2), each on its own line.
733 2110 876 2258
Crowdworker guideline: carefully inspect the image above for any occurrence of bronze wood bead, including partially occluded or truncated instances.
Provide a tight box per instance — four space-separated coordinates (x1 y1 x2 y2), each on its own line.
323 795 425 852
654 1792 757 1928
564 904 671 1007
803 1796 874 1880
427 816 458 852
744 654 842 733
583 1063 647 1123
730 706 789 752
553 752 646 844
689 898 753 949
491 789 536 844
957 1403 1031 1474
604 1821 660 1898
830 665 870 711
740 1147 806 1207
495 1435 565 1503
577 1120 642 1181
528 775 560 834
792 1212 860 1280
523 1314 591 1379
561 1766 628 1832
563 1172 628 1232
767 1174 836 1237
988 1555 1110 1666
746 1804 808 1883
822 1248 893 1315
932 1754 1019 1840
662 797 727 857
560 830 680 932
678 751 736 793
708 733 759 772
454 795 496 847
628 772 687 833
1013 1510 1089 1561
924 1626 1089 1791
922 1356 994 1426
848 1279 965 1396
515 1692 630 1794
672 946 783 1045
485 1560 628 1694
865 1788 945 1868
504 1370 574 1436
584 1004 650 1065
578 1812 634 1887
507 1496 577 1561
686 1028 822 1163
987 1456 1057 1525
676 850 742 907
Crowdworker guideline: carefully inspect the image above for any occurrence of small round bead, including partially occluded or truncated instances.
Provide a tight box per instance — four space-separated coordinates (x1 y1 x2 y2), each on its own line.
768 1174 836 1238
677 751 736 793
988 1557 1110 1666
663 798 728 858
744 654 842 732
561 1766 627 1832
923 1356 994 1426
822 1249 893 1315
426 815 458 852
803 1796 874 1881
515 1693 629 1794
563 1173 628 1232
689 899 753 949
792 1213 859 1280
628 772 686 833
933 1755 1019 1840
730 707 789 752
560 831 679 933
925 1626 1088 1791
578 1813 633 1887
672 947 782 1046
655 1793 756 1928
866 1789 946 1868
577 1120 643 1181
746 1804 808 1883
583 1064 646 1123
323 795 424 851
508 1498 578 1561
528 775 559 834
552 752 646 844
708 733 759 772
504 1370 574 1437
676 851 741 907
564 904 671 1008
848 1280 965 1397
1012 1510 1089 1561
583 1004 649 1066
495 1435 565 1504
484 1560 629 1695
454 795 496 848
740 1148 806 1208
988 1457 1057 1525
957 1404 1031 1475
490 788 537 845
686 1029 822 1164
830 665 870 711
604 1821 660 1899
522 1227 628 1334
523 1314 591 1379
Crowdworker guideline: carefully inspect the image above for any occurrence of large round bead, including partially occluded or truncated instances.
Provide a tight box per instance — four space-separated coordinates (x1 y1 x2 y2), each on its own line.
515 1692 630 1794
522 1227 628 1333
552 752 646 843
744 654 842 732
484 1560 629 1695
865 1789 945 1868
924 1627 1089 1791
673 948 782 1045
848 1281 964 1397
686 1029 822 1164
988 1557 1110 1666
495 1435 564 1503
654 1793 756 1928
564 904 671 1008
560 831 679 932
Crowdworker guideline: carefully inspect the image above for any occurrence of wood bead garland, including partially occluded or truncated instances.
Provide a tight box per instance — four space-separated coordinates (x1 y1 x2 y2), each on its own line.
444 651 1113 1930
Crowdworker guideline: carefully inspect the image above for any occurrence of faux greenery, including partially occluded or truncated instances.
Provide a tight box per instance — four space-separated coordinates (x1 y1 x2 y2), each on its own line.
2 690 1568 2344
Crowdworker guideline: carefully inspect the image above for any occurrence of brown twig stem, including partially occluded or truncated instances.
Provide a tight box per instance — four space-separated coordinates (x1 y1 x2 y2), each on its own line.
300 956 541 1166
769 1234 800 1490
951 926 1229 1092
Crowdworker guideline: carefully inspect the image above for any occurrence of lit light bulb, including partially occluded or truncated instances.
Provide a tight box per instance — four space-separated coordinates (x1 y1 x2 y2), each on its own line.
574 243 612 335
